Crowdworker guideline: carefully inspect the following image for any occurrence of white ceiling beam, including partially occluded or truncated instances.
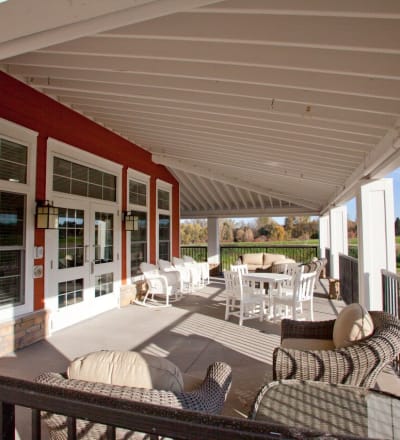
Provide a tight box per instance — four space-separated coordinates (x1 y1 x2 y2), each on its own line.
76 107 376 152
153 154 322 210
176 171 210 211
57 98 383 143
208 180 230 210
246 189 257 209
222 184 240 211
26 74 400 116
8 62 400 100
32 84 395 128
0 0 222 60
191 174 221 210
257 194 265 210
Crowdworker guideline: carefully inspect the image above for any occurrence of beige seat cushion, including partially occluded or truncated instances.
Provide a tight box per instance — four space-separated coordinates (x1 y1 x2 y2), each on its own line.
281 338 336 351
333 303 374 349
242 253 264 266
68 350 184 392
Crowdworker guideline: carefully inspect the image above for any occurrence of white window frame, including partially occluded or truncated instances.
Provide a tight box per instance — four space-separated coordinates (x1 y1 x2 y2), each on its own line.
156 179 172 262
0 118 37 322
127 169 150 283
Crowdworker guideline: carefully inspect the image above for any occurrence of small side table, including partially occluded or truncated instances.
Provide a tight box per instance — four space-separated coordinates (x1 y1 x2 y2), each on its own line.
249 380 400 439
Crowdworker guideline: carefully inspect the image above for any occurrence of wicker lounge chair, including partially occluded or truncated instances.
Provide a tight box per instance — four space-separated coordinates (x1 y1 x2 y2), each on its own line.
273 310 400 388
36 361 232 439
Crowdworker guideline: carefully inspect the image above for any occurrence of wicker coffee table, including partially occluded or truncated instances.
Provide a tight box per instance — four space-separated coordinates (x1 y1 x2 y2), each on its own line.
249 380 400 439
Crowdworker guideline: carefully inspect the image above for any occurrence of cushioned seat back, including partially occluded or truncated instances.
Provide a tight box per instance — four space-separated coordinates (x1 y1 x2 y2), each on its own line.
68 350 184 392
242 253 263 266
263 253 285 266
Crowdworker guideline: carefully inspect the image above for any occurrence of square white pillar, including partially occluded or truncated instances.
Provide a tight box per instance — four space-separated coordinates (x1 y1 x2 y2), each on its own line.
207 217 220 265
357 179 396 310
319 214 330 259
329 206 348 279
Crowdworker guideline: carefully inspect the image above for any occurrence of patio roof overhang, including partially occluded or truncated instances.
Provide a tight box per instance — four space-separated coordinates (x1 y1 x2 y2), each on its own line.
1 0 400 219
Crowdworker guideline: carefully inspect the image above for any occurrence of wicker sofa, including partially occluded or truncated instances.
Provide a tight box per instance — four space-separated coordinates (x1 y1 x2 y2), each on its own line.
238 252 296 272
273 310 400 388
35 353 232 439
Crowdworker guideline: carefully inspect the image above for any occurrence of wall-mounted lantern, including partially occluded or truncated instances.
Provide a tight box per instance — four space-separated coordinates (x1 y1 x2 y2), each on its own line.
36 200 59 229
123 211 139 231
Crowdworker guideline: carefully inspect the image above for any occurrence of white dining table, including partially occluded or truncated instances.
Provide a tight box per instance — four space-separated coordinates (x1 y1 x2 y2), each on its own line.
242 272 291 319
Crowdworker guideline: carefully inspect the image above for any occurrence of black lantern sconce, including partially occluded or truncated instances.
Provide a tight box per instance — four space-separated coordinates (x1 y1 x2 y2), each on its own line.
36 200 59 229
124 211 139 231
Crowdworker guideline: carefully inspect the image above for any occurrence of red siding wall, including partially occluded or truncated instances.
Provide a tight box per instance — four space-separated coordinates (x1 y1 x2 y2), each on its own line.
0 72 180 309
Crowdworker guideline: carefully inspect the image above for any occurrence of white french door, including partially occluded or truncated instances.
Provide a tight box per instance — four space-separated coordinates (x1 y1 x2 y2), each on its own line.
46 199 120 331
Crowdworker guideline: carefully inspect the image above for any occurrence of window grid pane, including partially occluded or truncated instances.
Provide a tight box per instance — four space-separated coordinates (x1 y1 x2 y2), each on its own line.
129 180 147 206
0 138 27 184
58 278 84 308
95 272 113 297
53 157 116 202
157 189 170 210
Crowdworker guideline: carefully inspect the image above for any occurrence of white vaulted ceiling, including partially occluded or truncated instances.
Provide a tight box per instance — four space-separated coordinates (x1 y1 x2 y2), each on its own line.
1 0 400 218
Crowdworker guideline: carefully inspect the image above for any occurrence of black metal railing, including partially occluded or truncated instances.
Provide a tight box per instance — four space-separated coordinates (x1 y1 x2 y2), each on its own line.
180 245 208 262
339 254 359 304
219 245 319 272
325 247 331 278
382 269 400 374
0 375 317 440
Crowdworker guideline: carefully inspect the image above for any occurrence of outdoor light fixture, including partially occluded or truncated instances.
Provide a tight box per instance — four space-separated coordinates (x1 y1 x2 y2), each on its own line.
36 200 59 229
124 211 139 231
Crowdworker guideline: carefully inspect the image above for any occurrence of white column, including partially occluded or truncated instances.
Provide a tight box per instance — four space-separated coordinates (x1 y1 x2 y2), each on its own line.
357 179 396 310
207 217 220 265
319 214 330 259
329 206 348 279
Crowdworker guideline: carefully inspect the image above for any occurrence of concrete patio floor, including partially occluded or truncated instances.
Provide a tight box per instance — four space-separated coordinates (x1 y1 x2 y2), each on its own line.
1 277 399 439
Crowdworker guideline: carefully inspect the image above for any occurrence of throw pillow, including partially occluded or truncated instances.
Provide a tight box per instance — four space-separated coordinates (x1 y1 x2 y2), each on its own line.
333 303 374 348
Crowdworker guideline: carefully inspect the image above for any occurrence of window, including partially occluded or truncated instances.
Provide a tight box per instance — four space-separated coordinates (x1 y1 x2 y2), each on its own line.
53 157 117 202
0 138 27 184
130 211 147 276
158 214 170 261
128 173 149 277
0 191 25 307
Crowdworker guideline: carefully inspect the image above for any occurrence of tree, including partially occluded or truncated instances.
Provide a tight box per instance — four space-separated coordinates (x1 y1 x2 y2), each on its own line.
219 219 235 242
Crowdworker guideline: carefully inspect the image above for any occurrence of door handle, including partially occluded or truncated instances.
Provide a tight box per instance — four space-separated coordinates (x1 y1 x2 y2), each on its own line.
91 261 94 274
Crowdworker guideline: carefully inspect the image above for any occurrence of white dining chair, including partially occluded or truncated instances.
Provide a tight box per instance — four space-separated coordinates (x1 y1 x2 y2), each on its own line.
223 270 265 326
230 264 249 275
273 270 317 321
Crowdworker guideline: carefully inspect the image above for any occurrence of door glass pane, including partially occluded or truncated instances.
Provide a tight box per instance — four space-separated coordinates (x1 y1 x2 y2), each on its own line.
58 278 84 308
95 272 113 297
95 212 113 264
157 189 170 210
58 208 84 269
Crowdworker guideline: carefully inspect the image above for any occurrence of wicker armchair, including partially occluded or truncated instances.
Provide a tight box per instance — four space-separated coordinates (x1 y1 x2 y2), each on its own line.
273 311 400 388
35 361 232 439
